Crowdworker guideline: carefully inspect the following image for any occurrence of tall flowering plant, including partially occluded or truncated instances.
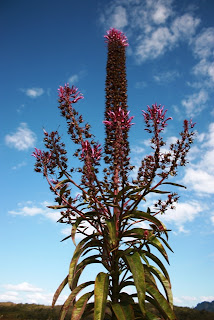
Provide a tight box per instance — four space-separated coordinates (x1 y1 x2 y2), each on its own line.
33 29 195 320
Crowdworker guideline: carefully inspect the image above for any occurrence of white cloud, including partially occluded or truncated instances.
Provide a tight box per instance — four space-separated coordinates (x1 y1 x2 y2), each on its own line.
5 123 36 151
152 3 172 24
21 87 44 98
12 161 27 170
161 201 203 231
68 74 79 84
0 284 68 305
9 206 45 216
3 282 43 292
136 26 173 61
174 295 214 307
61 221 96 241
110 5 128 29
100 0 200 62
193 59 214 84
194 27 214 59
181 89 208 116
8 201 61 222
183 122 214 194
131 146 145 154
200 296 214 302
171 13 200 39
154 70 180 83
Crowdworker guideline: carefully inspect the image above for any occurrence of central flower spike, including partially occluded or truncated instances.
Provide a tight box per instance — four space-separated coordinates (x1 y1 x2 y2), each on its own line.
104 28 129 47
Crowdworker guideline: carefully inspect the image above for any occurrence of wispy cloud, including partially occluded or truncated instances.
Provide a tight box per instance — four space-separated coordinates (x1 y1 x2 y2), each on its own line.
0 282 68 305
153 70 180 83
3 282 43 292
9 201 61 222
100 0 200 62
181 89 209 116
5 123 36 151
68 70 87 85
12 161 27 170
183 122 214 194
160 201 203 233
68 74 79 84
21 87 44 98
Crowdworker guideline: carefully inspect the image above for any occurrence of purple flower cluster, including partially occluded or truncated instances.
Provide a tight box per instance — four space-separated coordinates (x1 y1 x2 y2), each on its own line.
104 28 129 47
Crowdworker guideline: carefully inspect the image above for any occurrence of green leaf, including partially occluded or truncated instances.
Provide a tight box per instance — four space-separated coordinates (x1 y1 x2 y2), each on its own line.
72 255 101 290
123 228 153 240
124 252 146 316
60 281 94 320
112 303 135 320
106 218 118 247
140 251 170 281
162 182 186 189
159 236 173 252
54 179 70 190
148 236 169 263
68 235 96 289
150 189 171 194
94 272 109 320
145 310 161 320
60 185 67 196
71 291 94 320
146 283 176 320
52 275 68 307
71 217 84 246
122 210 165 230
145 265 173 308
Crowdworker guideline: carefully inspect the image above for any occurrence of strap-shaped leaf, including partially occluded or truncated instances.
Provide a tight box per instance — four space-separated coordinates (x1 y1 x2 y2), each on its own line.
148 236 169 263
145 265 173 308
71 291 94 320
162 182 186 188
106 218 117 247
123 227 152 239
124 252 146 316
94 272 109 320
52 275 68 307
140 251 170 281
146 283 176 320
68 236 101 289
112 303 135 320
60 281 94 320
159 236 173 252
145 310 161 320
122 210 164 229
72 255 101 289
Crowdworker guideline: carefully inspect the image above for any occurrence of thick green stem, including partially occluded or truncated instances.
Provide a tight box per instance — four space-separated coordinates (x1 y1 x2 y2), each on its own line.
111 250 119 319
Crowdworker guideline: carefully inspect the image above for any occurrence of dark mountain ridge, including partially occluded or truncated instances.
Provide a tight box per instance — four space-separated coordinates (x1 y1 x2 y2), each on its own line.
195 300 214 312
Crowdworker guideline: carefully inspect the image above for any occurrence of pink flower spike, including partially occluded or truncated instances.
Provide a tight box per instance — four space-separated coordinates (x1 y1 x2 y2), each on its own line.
104 28 129 47
31 148 43 159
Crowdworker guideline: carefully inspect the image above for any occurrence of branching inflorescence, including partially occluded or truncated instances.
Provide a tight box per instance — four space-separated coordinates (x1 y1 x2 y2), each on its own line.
33 28 195 320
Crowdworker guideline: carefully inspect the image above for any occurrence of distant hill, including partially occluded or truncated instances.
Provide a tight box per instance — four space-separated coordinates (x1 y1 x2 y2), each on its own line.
1 302 214 320
195 300 214 312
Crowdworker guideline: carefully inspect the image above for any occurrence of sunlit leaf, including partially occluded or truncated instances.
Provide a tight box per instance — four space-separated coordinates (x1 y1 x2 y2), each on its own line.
146 283 176 320
70 291 94 320
52 275 68 307
124 252 146 316
162 182 186 189
112 303 135 320
145 265 173 308
94 272 109 320
60 281 94 320
106 218 117 247
148 236 169 263
140 251 170 281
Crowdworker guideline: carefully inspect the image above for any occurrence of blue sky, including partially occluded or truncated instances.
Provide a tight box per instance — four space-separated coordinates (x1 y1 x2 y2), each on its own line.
0 0 214 308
